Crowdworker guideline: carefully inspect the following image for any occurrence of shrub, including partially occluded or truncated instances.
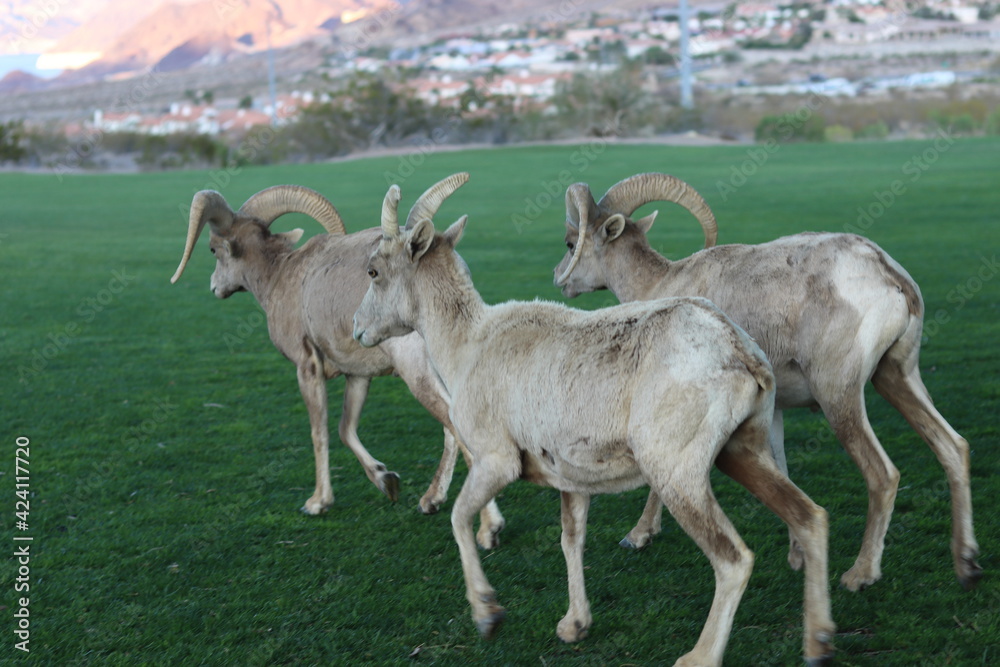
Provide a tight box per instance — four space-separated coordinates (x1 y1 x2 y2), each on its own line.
824 124 853 142
755 111 826 143
856 120 889 140
985 108 1000 135
0 120 27 163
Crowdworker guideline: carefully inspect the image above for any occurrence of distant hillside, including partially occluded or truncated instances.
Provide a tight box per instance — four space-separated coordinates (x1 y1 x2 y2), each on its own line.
0 68 44 94
50 0 372 81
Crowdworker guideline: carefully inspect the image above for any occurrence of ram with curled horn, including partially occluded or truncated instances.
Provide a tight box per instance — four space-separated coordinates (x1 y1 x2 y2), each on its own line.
553 172 980 593
352 176 835 665
169 178 505 549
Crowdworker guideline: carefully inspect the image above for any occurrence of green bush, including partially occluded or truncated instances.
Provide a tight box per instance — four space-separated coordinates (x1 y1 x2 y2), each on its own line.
755 110 826 143
824 124 853 142
856 120 889 140
0 119 27 163
985 107 1000 135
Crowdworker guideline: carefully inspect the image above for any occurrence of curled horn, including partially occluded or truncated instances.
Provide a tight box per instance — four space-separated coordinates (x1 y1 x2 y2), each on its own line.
404 172 470 229
555 183 598 286
170 190 236 284
381 185 401 239
597 173 718 249
238 184 346 235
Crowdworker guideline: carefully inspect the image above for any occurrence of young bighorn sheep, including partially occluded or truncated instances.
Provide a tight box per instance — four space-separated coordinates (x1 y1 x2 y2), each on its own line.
553 172 980 592
353 174 835 666
170 182 504 547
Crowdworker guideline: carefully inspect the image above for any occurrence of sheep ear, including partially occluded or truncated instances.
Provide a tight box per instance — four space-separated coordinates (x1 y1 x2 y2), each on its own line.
224 239 241 258
635 210 657 233
603 213 627 241
443 215 467 247
277 228 305 245
407 218 435 262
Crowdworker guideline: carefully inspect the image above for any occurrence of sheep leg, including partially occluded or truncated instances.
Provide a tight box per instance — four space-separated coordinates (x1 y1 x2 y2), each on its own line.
429 432 504 551
455 437 507 549
821 389 899 591
620 488 662 550
393 360 458 514
653 474 754 667
557 491 592 643
768 409 806 571
621 409 790 555
450 451 519 639
338 374 400 502
297 361 335 515
392 359 506 544
872 357 981 590
416 426 458 514
715 425 835 666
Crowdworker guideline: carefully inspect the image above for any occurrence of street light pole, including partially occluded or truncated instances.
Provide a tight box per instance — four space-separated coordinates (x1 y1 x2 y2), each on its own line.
679 0 693 109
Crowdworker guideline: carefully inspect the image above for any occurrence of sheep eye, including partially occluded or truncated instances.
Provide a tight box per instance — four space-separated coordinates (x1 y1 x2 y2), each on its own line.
210 247 216 255
367 268 378 279
566 242 574 251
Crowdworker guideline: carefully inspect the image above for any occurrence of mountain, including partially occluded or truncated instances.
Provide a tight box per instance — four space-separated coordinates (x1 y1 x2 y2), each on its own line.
46 0 385 80
0 68 45 93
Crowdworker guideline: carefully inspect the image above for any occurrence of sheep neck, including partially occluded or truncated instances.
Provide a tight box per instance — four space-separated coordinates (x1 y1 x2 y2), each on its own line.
409 253 486 385
244 244 297 312
603 236 672 303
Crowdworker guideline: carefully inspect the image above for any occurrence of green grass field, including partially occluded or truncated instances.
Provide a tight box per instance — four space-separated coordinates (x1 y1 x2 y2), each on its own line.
2 137 998 665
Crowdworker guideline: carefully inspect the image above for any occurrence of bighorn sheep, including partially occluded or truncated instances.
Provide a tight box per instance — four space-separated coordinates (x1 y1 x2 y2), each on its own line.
170 182 504 548
553 172 980 592
352 173 835 666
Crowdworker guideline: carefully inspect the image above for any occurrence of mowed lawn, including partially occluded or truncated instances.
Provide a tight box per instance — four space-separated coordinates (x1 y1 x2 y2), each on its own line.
1 138 997 665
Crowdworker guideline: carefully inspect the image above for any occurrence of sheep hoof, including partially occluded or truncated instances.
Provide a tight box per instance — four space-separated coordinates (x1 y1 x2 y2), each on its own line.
476 608 506 640
958 557 983 591
476 525 501 550
556 617 590 643
300 497 332 515
418 495 443 515
839 564 880 592
619 534 650 551
378 471 400 502
805 628 835 666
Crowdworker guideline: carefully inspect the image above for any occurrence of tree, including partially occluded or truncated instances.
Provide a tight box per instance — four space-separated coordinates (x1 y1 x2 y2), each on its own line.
0 120 27 163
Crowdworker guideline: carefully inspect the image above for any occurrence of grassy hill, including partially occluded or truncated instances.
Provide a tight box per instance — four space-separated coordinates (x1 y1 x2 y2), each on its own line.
1 138 997 665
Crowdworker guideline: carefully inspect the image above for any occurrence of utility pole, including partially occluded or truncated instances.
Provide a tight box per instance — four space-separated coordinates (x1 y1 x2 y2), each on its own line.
266 14 278 126
679 0 693 109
